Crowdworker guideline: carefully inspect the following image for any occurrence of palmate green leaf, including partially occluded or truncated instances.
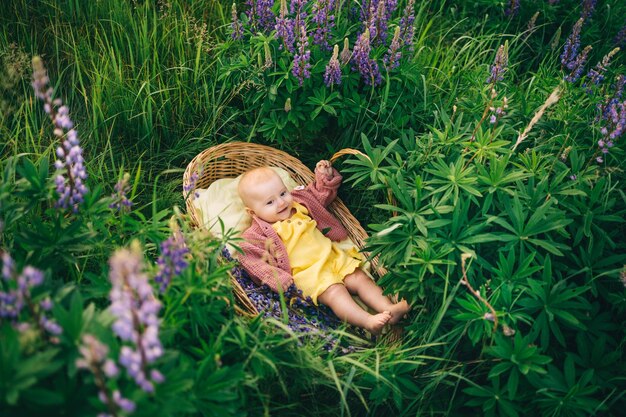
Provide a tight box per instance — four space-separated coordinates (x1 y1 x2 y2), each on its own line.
477 155 531 194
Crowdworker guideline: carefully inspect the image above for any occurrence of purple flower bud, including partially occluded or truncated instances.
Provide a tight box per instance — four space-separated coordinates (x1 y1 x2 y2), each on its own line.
383 26 402 71
230 3 243 40
486 44 508 84
561 19 584 70
581 0 596 21
292 26 312 86
323 45 342 87
351 29 381 86
565 45 592 83
154 231 189 292
110 173 133 211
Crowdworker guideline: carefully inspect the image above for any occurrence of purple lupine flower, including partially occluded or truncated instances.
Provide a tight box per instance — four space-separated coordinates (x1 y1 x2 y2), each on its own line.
486 44 508 84
292 25 312 86
599 101 626 144
565 45 592 83
561 18 584 70
362 0 398 45
245 0 275 33
399 0 416 50
0 252 61 336
109 243 164 392
615 25 626 47
584 47 620 90
183 169 201 200
489 97 509 124
323 45 342 87
352 29 382 86
383 26 402 71
598 75 626 122
32 57 88 212
154 231 189 292
580 0 596 21
231 2 243 40
76 334 134 416
505 0 520 17
109 173 133 211
312 0 336 50
289 0 309 48
275 0 296 52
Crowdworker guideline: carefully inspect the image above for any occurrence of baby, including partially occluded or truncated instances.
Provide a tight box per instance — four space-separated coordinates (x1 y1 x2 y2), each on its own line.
237 160 409 335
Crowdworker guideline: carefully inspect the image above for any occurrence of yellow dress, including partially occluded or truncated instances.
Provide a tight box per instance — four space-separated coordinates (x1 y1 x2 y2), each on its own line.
272 202 364 305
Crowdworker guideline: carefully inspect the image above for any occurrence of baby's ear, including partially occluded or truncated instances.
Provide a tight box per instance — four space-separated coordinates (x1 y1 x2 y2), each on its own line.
244 207 255 217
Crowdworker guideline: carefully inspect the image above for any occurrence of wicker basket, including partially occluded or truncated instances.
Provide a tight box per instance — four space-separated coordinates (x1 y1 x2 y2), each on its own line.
183 141 385 316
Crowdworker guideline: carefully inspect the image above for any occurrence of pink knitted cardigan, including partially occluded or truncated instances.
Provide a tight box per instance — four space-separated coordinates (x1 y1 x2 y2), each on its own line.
236 167 349 293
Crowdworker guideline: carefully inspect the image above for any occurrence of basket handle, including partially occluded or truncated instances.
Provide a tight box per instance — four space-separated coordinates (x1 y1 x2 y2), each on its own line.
329 148 397 216
330 148 367 164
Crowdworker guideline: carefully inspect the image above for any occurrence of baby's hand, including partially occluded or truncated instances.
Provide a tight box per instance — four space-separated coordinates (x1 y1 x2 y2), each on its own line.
315 160 333 177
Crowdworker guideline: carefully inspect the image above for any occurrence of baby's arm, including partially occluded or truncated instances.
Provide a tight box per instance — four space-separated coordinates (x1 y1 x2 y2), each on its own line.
306 160 342 207
237 236 294 293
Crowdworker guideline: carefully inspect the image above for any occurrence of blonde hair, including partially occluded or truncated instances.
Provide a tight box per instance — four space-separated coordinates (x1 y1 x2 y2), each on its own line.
237 167 282 207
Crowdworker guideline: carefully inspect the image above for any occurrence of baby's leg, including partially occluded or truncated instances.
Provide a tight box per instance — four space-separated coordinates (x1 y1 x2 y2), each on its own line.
317 283 391 335
343 269 410 325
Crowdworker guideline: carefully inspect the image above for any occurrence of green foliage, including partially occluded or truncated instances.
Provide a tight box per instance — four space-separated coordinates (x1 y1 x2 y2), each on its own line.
1 0 626 416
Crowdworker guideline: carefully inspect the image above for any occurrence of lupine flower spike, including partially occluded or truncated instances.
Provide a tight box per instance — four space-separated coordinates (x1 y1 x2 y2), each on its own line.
352 29 382 86
32 57 88 212
245 0 275 33
109 242 165 392
486 44 508 84
584 47 620 91
561 18 584 70
324 45 342 87
0 251 61 336
183 168 201 200
76 334 135 417
110 173 133 212
275 0 295 52
399 0 416 51
565 45 592 83
384 26 402 71
231 3 243 40
312 0 336 50
581 0 597 21
292 25 312 86
154 229 189 292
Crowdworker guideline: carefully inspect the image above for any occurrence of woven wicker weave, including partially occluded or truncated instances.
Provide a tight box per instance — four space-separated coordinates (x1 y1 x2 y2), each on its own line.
183 141 384 316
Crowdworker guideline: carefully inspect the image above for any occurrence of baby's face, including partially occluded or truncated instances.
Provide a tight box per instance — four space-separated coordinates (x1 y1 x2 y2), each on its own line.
245 173 294 223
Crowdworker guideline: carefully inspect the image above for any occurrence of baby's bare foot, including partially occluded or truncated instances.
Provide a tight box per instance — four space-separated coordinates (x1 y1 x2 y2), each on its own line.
366 311 391 335
389 300 410 325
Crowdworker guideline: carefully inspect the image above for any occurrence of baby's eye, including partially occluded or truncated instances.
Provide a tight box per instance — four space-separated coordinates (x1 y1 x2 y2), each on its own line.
266 200 273 205
280 191 287 197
